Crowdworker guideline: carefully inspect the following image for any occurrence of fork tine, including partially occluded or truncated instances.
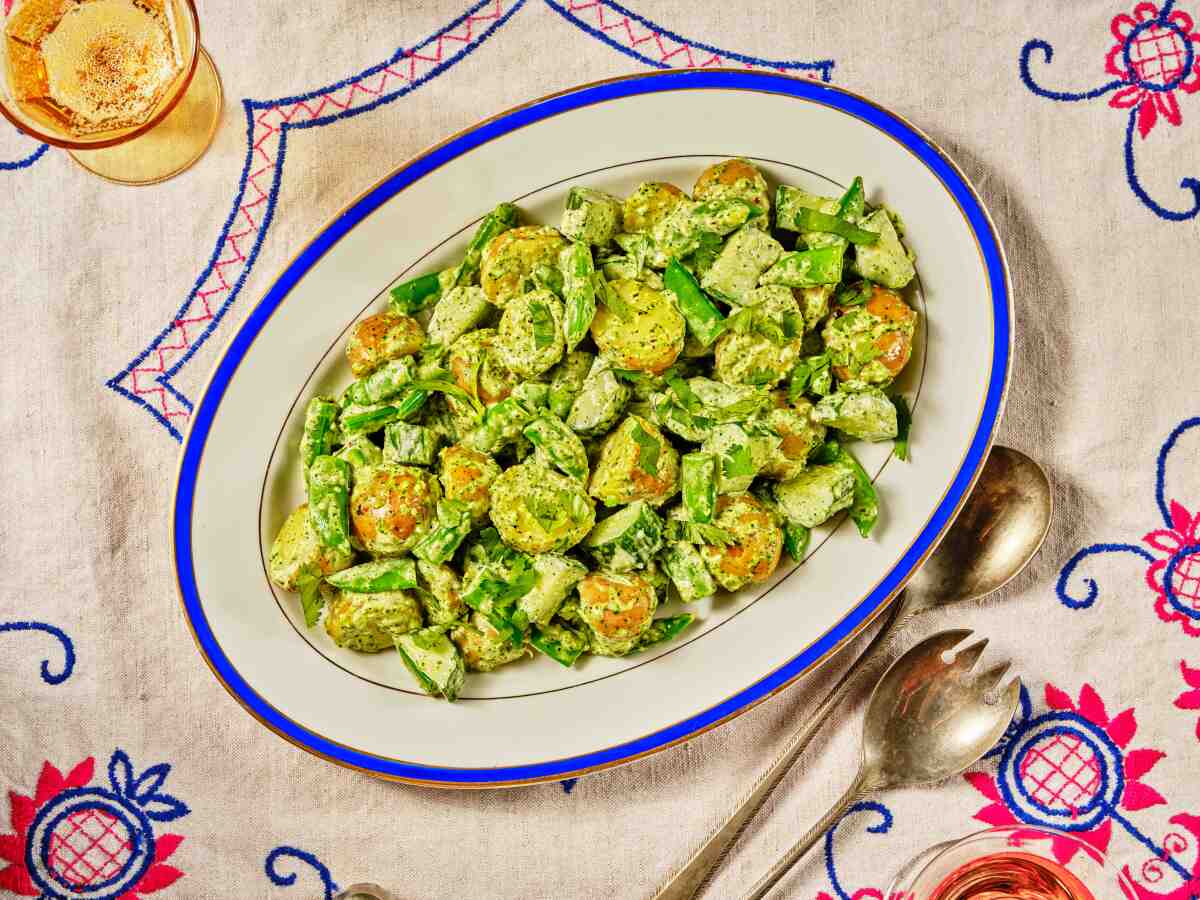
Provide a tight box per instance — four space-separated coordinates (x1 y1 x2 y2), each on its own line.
998 676 1022 710
948 637 989 673
975 660 1012 692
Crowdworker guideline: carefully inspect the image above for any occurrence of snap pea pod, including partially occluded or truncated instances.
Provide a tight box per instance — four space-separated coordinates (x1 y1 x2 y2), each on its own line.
662 541 717 603
548 351 594 419
341 358 416 407
891 394 912 461
529 620 589 667
389 270 448 315
664 258 725 346
413 500 473 566
465 392 539 453
334 434 383 472
636 614 695 650
759 246 844 287
395 627 464 702
837 175 866 220
813 440 879 538
327 558 419 593
448 202 520 288
524 415 589 482
305 455 353 556
790 208 879 245
559 241 597 351
300 397 338 471
681 452 717 523
783 522 811 562
689 198 762 234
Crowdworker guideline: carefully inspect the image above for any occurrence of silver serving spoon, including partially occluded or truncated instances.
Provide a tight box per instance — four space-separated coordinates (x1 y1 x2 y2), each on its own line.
746 629 1021 899
654 445 1051 900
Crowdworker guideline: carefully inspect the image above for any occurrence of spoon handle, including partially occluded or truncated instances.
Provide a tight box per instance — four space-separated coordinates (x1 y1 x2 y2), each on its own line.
651 600 906 900
744 771 870 900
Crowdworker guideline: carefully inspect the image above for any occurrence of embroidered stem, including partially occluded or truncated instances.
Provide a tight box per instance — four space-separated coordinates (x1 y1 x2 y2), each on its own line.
1123 107 1200 222
1056 544 1156 609
0 620 76 684
823 801 894 900
1156 417 1200 527
265 846 338 899
1109 807 1193 882
1018 40 1125 101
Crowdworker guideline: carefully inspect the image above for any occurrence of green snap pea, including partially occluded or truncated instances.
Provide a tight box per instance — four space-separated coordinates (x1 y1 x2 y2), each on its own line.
813 440 878 537
681 451 717 523
759 246 844 288
300 397 338 471
548 351 594 419
449 202 520 288
636 614 695 650
559 242 597 351
664 259 725 347
689 198 762 234
791 208 879 245
783 522 811 562
305 455 353 556
327 558 419 593
340 402 408 436
342 358 416 407
524 415 589 482
530 621 589 667
334 434 383 472
384 421 440 466
389 270 449 315
413 501 473 566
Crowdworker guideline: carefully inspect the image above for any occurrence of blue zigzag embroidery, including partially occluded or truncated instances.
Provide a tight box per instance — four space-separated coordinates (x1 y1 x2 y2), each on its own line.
266 846 338 900
107 0 835 441
1018 0 1200 221
0 620 75 684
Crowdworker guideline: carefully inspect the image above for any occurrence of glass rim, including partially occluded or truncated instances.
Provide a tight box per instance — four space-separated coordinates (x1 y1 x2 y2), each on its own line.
893 825 1134 899
0 0 201 150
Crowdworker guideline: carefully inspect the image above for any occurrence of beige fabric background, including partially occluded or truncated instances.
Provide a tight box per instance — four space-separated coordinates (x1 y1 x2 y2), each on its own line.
2 1 1200 897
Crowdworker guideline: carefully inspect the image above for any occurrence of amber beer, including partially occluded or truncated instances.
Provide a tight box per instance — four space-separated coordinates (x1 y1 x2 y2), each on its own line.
5 0 184 140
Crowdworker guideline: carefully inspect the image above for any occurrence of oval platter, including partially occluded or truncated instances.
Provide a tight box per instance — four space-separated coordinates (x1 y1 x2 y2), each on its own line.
174 70 1011 787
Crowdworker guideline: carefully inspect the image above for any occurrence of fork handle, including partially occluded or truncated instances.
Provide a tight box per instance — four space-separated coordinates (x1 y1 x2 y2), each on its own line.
651 599 906 900
744 771 870 900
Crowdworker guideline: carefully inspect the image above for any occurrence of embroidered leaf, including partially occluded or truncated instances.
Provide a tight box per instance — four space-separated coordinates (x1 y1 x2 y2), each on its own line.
0 835 23 865
141 792 190 822
1077 683 1109 725
630 423 660 476
64 758 94 790
1106 708 1137 748
1170 500 1194 535
1123 748 1165 780
1182 660 1200 689
973 802 1016 827
7 792 33 836
1144 528 1184 552
1122 781 1167 811
133 763 172 804
0 862 36 896
34 762 64 807
1043 683 1075 711
154 833 185 864
1137 96 1157 138
108 749 136 797
137 864 185 892
963 771 1002 803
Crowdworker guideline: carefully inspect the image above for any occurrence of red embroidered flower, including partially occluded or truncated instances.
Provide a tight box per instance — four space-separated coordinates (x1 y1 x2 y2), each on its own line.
0 758 184 898
1106 2 1200 137
1177 661 1200 740
1143 501 1200 637
966 684 1166 866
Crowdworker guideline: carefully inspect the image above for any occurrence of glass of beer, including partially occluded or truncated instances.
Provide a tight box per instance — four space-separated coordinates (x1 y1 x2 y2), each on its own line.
0 0 222 185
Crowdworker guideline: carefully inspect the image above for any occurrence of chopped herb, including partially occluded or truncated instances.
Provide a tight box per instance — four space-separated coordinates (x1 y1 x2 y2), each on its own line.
667 376 701 413
835 281 873 308
794 207 881 244
530 301 556 349
814 440 878 537
722 442 756 479
296 572 324 628
408 379 484 417
666 520 738 547
630 423 661 475
788 353 830 401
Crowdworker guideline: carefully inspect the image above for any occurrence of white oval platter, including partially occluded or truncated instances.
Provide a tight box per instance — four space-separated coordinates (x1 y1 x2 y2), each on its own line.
174 70 1011 787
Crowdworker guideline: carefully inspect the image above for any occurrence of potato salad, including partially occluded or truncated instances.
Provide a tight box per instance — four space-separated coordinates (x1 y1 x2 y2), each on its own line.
268 159 918 701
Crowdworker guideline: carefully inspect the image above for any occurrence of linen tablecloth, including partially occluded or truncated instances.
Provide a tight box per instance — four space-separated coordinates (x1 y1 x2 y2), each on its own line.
3 1 1200 897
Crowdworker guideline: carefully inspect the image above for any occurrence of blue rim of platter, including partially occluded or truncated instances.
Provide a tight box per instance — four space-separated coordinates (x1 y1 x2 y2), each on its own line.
174 69 1012 787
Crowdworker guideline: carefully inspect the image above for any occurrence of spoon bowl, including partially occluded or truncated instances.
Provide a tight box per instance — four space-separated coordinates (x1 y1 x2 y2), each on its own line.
904 446 1053 613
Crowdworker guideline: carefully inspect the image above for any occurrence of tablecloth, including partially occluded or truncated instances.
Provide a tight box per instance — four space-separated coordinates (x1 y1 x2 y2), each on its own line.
2 1 1200 897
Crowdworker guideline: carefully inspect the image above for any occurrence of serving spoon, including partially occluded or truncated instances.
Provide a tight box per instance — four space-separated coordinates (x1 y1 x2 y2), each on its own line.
746 628 1022 898
654 445 1051 900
